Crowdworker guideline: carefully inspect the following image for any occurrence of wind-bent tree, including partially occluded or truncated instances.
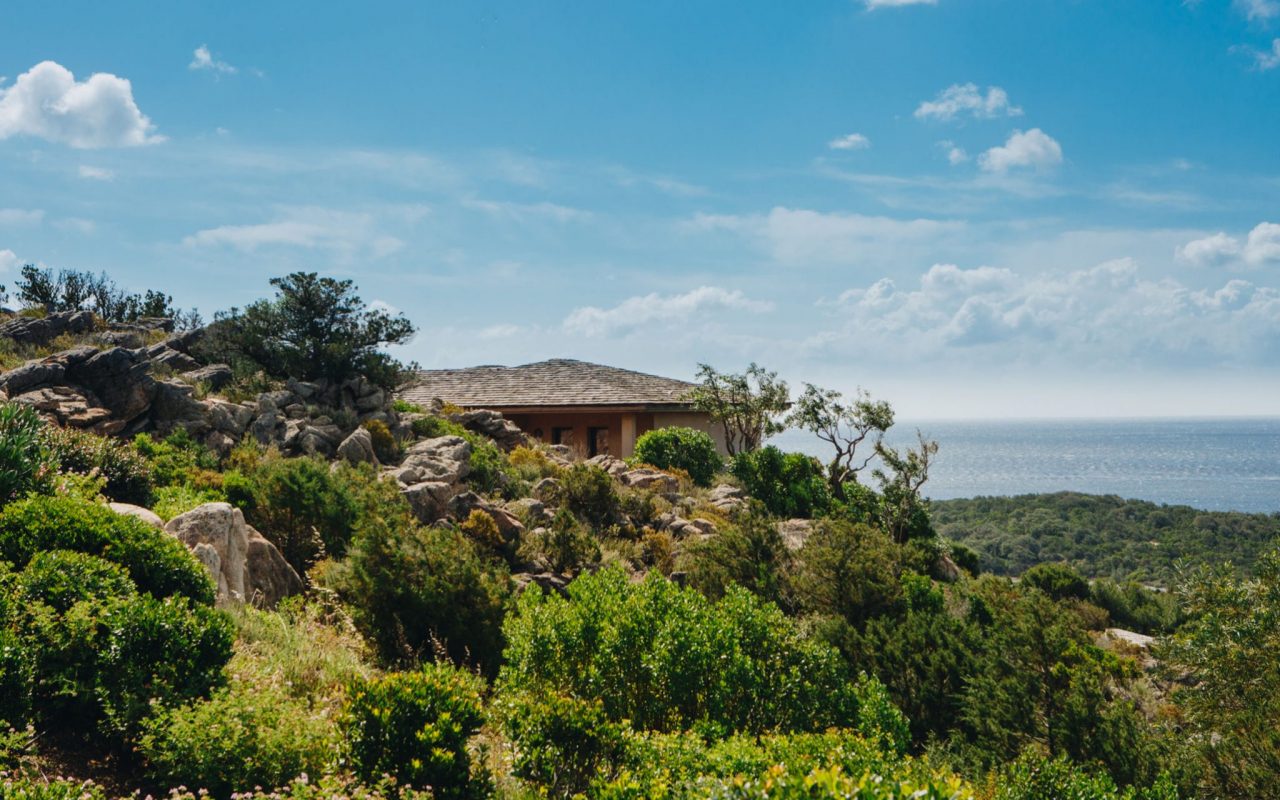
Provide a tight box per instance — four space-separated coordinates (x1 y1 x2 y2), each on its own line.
687 363 789 456
205 272 416 389
874 431 939 543
788 384 895 499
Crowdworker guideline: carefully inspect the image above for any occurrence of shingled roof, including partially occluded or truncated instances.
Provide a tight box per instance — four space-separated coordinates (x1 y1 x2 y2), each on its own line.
400 359 698 409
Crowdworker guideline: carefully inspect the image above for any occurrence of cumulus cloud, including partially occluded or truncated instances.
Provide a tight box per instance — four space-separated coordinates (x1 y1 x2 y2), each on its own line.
937 140 969 165
811 260 1280 366
184 207 403 258
828 133 871 150
688 206 964 267
1249 38 1280 70
78 165 114 181
865 0 937 8
0 249 19 272
1237 0 1280 20
1177 222 1280 267
0 208 44 226
914 83 1022 122
189 45 237 75
978 128 1063 173
0 61 161 148
564 286 774 337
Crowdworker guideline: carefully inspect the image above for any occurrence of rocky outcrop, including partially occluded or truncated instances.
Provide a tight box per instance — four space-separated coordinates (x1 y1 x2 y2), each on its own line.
337 428 379 464
777 519 813 551
445 407 527 451
401 436 471 485
164 502 303 607
707 484 748 515
0 310 94 345
619 467 680 494
450 491 525 543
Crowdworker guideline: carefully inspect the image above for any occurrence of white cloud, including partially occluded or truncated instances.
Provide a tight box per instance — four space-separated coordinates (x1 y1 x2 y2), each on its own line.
1250 38 1280 70
564 286 774 337
0 249 19 272
1177 222 1280 267
938 140 969 165
477 324 521 340
828 133 871 150
865 0 937 8
189 45 237 75
184 207 403 258
78 165 114 181
1237 0 1280 20
689 206 964 266
811 260 1280 366
461 198 591 223
0 208 44 226
0 61 162 148
978 128 1063 173
914 83 1022 122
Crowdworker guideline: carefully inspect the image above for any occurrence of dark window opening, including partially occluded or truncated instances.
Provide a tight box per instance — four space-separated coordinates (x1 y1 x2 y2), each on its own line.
588 427 609 457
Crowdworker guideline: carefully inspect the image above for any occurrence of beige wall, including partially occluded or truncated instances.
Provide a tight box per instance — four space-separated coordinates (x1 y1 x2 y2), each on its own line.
505 410 725 458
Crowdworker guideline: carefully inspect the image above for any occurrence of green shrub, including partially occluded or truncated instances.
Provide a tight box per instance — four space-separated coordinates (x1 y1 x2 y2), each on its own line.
551 464 621 530
497 690 626 798
320 516 510 674
680 509 792 607
41 426 153 506
411 415 467 440
0 773 432 800
133 429 220 489
345 664 487 798
730 446 831 519
508 445 562 482
519 507 600 574
987 750 1179 800
152 483 226 521
464 433 509 495
499 568 859 734
93 595 234 741
140 683 339 799
361 419 399 462
0 495 215 604
694 765 973 800
632 427 722 488
0 404 55 505
225 455 360 575
1021 562 1090 602
15 550 136 614
0 773 110 800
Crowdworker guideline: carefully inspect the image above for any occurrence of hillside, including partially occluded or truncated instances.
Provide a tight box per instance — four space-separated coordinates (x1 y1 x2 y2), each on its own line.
932 491 1280 584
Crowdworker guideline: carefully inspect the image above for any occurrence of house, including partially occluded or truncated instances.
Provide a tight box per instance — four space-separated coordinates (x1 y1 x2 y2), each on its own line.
400 359 725 458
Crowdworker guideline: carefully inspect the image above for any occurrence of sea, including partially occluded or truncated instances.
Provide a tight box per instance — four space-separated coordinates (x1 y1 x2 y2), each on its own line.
767 417 1280 515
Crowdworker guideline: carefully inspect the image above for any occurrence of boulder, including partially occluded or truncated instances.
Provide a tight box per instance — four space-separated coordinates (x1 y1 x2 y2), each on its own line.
507 497 551 526
182 363 233 391
0 310 94 345
586 454 628 476
205 399 254 437
451 491 525 542
65 347 156 422
619 467 680 494
707 484 748 514
512 571 571 596
0 359 67 397
11 385 112 429
96 330 146 349
777 519 813 551
402 480 456 523
150 380 210 436
337 428 378 465
402 436 472 485
109 502 164 529
449 409 527 451
532 477 561 502
164 502 302 607
145 344 200 373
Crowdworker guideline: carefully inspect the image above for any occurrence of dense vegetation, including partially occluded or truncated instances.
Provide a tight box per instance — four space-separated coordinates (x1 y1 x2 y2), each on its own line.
0 271 1276 799
932 492 1280 584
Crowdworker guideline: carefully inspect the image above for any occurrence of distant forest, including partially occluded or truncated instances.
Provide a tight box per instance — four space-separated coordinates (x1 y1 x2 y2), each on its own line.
932 491 1280 584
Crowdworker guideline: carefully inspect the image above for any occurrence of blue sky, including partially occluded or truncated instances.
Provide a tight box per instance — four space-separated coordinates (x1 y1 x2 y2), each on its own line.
2 0 1279 418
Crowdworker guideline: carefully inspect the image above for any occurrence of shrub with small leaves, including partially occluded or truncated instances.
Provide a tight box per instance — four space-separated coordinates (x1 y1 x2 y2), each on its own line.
730 446 831 519
0 495 214 604
15 550 136 614
632 427 722 488
345 664 487 799
0 403 55 506
497 690 626 798
551 464 621 530
361 419 400 463
41 425 153 506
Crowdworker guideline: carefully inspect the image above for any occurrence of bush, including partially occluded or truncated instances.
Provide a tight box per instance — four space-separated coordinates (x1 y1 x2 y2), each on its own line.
499 568 859 734
0 404 55 505
133 429 220 488
0 773 432 800
497 690 626 798
320 517 510 674
464 433 508 495
507 445 562 482
152 484 226 521
730 446 831 519
551 464 621 530
225 456 360 576
632 427 722 488
345 664 487 799
15 550 135 614
93 595 235 741
361 419 399 463
519 507 600 574
987 750 1179 800
411 415 467 440
0 495 215 604
680 509 792 608
140 683 339 799
1021 562 1090 602
41 426 153 506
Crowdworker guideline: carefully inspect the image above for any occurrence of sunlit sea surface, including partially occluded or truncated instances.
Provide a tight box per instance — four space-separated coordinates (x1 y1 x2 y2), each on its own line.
767 417 1280 514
